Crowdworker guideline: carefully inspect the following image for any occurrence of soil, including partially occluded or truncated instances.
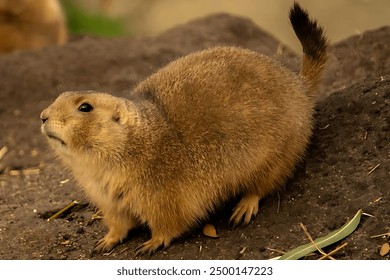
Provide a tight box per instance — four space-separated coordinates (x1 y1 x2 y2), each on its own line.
0 13 389 260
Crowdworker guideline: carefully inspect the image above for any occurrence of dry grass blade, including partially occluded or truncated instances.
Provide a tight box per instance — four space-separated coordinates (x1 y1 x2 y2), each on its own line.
278 209 363 260
370 232 390 238
267 247 286 255
92 210 103 220
367 163 380 174
60 179 70 184
47 200 79 222
22 168 41 175
0 146 8 161
318 242 348 260
300 223 335 260
239 247 247 254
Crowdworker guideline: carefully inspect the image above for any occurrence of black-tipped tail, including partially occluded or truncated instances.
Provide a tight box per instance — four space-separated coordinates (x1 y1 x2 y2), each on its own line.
289 2 328 99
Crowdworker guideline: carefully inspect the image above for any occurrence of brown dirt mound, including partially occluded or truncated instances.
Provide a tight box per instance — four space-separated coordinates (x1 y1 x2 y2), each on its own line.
0 13 389 260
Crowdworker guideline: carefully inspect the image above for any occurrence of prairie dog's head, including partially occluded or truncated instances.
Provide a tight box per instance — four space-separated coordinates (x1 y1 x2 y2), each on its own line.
40 91 137 162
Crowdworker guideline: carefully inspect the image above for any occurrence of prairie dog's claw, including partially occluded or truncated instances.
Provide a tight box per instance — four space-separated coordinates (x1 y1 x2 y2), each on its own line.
93 236 119 253
135 237 169 256
230 194 260 226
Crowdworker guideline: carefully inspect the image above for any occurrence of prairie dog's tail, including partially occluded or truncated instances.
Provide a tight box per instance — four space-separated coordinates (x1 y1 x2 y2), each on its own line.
289 2 328 99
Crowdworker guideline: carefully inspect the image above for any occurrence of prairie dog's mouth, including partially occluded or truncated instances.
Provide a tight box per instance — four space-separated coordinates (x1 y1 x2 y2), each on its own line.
47 133 66 146
42 126 66 146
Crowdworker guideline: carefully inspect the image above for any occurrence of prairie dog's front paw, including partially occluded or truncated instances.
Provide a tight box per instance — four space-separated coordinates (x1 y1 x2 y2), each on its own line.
93 234 120 253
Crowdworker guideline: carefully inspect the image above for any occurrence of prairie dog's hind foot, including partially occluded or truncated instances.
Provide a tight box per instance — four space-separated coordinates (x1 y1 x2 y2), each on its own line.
135 236 171 256
230 194 260 226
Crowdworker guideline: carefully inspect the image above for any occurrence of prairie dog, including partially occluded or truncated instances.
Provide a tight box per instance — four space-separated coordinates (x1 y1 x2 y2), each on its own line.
0 0 67 53
40 3 327 255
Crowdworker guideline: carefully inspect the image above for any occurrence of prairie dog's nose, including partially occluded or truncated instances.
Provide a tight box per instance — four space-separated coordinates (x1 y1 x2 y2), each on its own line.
40 109 49 124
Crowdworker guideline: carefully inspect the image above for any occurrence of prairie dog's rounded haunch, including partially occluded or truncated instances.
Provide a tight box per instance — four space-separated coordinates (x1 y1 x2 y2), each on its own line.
0 0 67 53
41 2 327 255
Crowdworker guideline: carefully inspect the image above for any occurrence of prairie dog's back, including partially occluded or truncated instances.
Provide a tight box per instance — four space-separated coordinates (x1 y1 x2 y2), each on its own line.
134 47 311 137
133 47 313 178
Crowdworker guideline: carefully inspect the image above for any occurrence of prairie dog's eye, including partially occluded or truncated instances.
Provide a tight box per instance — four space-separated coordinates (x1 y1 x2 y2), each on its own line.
78 103 93 112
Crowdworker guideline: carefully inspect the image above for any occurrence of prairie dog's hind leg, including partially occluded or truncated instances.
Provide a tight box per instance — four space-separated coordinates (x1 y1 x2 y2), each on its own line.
229 194 260 226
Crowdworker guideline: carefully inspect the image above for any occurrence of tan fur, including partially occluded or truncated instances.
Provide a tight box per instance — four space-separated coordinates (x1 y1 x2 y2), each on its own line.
40 3 327 255
0 0 67 53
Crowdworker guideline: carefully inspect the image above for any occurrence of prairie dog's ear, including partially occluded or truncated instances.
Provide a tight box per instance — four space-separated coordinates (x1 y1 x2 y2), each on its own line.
113 100 138 126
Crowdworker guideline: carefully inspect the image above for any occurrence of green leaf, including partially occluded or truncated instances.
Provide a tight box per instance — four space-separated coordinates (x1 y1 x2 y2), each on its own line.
278 209 363 260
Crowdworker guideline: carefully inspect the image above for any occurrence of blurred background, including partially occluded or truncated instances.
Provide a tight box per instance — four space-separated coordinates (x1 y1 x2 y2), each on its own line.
64 0 390 52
